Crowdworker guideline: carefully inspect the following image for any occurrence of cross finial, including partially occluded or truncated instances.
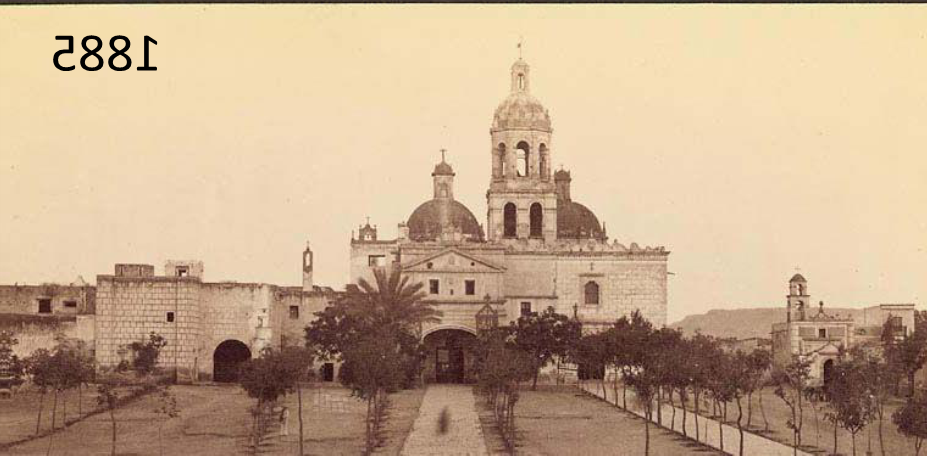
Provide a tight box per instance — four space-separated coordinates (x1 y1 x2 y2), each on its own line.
440 148 446 162
365 216 370 225
517 37 523 59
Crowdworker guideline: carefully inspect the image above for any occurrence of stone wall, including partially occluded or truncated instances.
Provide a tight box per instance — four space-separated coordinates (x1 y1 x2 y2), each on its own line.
94 275 201 377
555 255 668 328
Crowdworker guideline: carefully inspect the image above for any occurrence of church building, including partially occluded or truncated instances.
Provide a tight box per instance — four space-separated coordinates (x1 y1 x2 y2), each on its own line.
350 58 670 383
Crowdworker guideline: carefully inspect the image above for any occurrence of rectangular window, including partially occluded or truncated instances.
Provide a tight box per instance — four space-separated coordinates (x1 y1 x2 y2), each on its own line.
368 255 386 267
38 299 52 314
63 300 77 308
289 305 299 319
429 279 439 295
176 267 188 277
521 302 532 317
166 312 175 323
818 328 826 338
465 280 476 296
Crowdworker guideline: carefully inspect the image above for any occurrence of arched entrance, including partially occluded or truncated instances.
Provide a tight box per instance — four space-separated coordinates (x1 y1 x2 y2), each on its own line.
213 340 251 383
423 329 477 384
822 358 835 389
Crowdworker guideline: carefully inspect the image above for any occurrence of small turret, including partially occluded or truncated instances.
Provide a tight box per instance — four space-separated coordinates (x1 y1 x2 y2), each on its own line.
302 242 313 292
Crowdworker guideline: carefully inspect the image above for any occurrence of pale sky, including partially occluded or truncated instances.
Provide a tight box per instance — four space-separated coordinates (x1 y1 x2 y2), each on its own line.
1 6 925 323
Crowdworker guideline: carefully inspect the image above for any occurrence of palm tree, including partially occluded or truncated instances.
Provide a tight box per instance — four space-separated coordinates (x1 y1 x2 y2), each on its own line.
343 266 442 333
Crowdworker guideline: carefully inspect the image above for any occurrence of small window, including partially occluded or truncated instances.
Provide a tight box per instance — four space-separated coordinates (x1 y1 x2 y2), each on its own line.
166 312 175 323
427 262 434 269
429 279 439 295
818 328 826 338
289 305 299 319
176 267 188 277
465 280 476 296
368 255 386 267
63 300 77 308
520 302 532 317
584 281 600 305
38 299 52 314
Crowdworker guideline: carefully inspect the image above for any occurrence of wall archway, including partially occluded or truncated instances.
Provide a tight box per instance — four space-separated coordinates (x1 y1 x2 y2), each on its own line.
423 328 478 384
213 340 251 383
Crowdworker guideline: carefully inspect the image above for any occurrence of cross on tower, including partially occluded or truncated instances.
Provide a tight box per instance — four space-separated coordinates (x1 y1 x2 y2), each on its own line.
440 148 446 162
517 37 523 59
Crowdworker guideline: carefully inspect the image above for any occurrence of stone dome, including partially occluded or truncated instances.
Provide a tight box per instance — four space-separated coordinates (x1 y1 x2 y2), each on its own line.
557 201 605 240
407 199 484 242
432 161 454 176
491 58 552 133
492 92 552 132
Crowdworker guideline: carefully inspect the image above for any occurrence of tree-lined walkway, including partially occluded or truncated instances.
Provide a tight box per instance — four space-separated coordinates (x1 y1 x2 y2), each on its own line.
401 385 488 456
579 382 813 456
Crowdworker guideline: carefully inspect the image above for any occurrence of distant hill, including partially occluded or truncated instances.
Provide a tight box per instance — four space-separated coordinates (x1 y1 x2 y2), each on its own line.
669 307 865 340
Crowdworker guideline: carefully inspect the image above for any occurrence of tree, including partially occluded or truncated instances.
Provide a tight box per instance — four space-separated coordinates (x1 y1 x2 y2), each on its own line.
773 355 812 456
854 346 895 456
0 331 26 391
26 348 54 435
611 310 654 409
571 330 610 398
239 347 308 454
128 332 168 377
473 327 534 451
687 333 719 443
339 330 407 454
885 311 927 397
705 347 736 453
153 386 180 456
893 389 927 456
727 350 760 456
744 348 771 430
623 323 662 456
95 373 122 456
510 306 581 390
306 266 438 389
825 357 876 456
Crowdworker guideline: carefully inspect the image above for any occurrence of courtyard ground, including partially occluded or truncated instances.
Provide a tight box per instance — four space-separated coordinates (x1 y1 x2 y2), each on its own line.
736 387 917 456
2 383 425 455
478 387 723 456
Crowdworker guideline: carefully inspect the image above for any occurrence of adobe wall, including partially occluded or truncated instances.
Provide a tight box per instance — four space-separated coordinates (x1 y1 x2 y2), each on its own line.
197 282 273 379
270 287 334 349
0 284 95 315
0 315 95 358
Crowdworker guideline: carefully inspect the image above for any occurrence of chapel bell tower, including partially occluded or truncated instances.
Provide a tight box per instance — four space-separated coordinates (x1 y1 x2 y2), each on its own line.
787 273 809 322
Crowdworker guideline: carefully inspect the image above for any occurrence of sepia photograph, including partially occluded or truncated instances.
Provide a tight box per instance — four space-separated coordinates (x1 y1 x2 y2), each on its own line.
1 5 925 456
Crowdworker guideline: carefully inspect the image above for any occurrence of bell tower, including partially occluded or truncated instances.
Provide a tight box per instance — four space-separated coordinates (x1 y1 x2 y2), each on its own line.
486 55 558 242
787 273 809 322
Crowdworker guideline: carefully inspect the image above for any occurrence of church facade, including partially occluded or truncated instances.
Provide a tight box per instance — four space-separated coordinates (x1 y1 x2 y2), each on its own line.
350 58 670 383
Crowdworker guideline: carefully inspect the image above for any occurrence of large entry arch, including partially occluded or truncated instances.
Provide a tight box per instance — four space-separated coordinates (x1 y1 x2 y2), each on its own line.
213 340 251 383
423 328 477 384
